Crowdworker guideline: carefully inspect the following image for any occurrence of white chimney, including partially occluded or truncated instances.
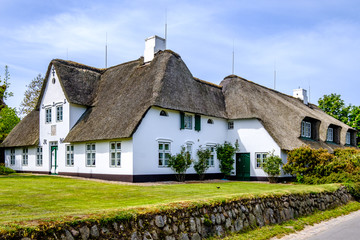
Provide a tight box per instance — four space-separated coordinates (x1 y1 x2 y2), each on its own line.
293 88 308 105
144 35 166 63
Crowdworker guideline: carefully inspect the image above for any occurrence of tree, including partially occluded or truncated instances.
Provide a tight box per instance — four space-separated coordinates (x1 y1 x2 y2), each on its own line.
194 146 211 180
216 141 239 178
20 74 44 116
318 93 360 146
0 65 19 142
0 107 20 141
168 146 192 182
262 150 283 183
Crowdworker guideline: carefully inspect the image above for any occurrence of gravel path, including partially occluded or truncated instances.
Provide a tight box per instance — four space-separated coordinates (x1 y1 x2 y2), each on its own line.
273 210 360 240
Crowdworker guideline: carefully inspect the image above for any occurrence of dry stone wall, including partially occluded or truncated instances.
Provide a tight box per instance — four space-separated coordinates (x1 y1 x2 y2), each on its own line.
6 187 352 240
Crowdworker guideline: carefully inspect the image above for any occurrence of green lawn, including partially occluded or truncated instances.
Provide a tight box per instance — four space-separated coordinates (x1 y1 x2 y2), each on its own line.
0 174 339 228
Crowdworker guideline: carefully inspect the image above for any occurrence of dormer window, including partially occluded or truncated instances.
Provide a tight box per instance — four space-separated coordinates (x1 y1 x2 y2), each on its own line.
301 121 311 138
228 121 234 129
301 117 320 141
346 132 351 145
160 110 168 116
326 128 333 142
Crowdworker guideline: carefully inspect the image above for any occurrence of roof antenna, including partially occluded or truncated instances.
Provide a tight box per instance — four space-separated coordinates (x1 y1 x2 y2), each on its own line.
274 60 276 89
165 8 167 49
105 32 108 68
232 40 235 75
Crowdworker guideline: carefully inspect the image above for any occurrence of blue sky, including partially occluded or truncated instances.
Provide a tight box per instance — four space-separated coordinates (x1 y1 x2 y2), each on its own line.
1 0 360 111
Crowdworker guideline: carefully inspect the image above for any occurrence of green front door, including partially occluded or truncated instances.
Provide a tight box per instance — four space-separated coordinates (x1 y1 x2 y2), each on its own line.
236 153 251 181
51 146 58 175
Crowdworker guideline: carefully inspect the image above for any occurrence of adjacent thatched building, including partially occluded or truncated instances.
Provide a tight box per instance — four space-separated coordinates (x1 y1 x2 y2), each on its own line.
2 36 357 182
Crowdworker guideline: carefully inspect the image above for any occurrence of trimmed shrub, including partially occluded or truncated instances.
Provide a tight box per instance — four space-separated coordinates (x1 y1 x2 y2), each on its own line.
168 146 192 182
194 146 211 180
216 141 238 178
0 163 15 175
262 151 282 183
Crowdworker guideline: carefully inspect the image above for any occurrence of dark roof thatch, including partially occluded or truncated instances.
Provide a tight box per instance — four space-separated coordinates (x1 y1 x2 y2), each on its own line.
64 51 226 142
2 110 39 147
36 59 103 108
221 75 355 151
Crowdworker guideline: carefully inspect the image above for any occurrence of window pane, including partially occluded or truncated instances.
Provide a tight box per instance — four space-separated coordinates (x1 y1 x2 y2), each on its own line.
87 145 91 151
165 144 169 151
117 152 121 159
159 144 163 150
159 153 163 159
111 143 115 150
67 146 70 151
92 153 95 159
92 144 95 151
117 143 121 150
71 145 74 151
87 153 91 160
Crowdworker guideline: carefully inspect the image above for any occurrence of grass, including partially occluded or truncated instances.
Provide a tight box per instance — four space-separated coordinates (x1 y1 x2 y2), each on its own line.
0 174 339 230
214 201 360 240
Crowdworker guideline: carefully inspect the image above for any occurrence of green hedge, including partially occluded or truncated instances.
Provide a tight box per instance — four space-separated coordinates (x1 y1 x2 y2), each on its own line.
0 163 15 175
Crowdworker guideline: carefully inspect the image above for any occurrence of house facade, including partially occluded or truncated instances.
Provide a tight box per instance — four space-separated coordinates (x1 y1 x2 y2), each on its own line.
2 36 357 182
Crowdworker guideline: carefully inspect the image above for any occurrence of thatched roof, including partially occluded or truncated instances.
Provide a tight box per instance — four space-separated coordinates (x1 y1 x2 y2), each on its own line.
3 50 355 151
64 51 226 142
221 75 355 151
36 59 103 108
2 110 39 147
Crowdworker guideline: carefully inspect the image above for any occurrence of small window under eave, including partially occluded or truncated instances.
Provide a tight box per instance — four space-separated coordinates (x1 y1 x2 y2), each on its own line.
207 119 214 124
160 110 168 117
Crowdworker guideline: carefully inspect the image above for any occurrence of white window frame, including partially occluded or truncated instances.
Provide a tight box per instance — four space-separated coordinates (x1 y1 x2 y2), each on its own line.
66 145 74 166
36 147 43 166
110 142 121 167
22 148 28 166
45 108 52 123
346 132 351 145
186 142 193 158
86 143 96 167
184 114 193 129
255 152 268 169
158 142 171 167
327 128 334 142
228 121 234 129
10 149 15 165
56 105 63 122
301 121 311 138
206 145 216 167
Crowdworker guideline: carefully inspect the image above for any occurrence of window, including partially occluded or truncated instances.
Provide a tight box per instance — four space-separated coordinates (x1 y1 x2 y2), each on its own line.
207 145 216 167
22 148 28 166
228 121 234 129
184 114 192 129
36 147 43 166
256 153 267 168
86 143 96 166
207 119 214 124
56 105 63 122
160 110 168 116
10 149 15 165
158 142 171 167
346 132 351 145
327 128 334 142
45 108 52 123
110 142 121 167
301 121 311 138
66 145 74 166
186 143 192 158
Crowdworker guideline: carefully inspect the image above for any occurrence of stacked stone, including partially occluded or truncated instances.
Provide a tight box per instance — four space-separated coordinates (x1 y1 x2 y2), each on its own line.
15 187 351 240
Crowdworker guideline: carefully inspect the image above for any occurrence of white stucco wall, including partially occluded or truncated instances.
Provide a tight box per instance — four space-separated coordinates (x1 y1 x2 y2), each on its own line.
4 147 38 171
132 107 228 175
226 119 283 177
60 140 133 175
70 104 87 129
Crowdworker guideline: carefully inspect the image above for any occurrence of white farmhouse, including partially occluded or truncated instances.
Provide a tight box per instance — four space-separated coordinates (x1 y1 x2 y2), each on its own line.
2 36 357 182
